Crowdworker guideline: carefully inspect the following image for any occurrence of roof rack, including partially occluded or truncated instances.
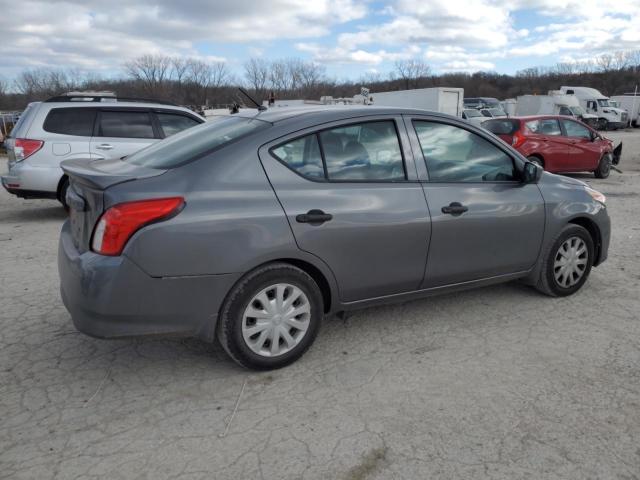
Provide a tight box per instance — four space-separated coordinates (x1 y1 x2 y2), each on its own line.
44 91 176 106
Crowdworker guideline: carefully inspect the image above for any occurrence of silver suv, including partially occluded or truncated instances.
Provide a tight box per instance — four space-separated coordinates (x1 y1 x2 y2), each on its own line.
2 92 204 207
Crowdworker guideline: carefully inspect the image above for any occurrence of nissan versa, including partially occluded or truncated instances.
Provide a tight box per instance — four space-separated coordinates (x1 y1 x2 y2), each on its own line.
58 107 610 370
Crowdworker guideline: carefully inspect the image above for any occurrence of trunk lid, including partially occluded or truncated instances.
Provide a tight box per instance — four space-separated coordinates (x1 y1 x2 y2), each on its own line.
62 158 166 252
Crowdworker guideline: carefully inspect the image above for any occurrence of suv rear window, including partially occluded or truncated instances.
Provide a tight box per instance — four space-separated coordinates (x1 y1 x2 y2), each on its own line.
126 116 270 169
43 108 96 136
483 119 519 135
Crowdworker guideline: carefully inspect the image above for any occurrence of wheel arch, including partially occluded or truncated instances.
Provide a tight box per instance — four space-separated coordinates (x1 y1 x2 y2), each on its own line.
568 216 602 265
526 153 545 167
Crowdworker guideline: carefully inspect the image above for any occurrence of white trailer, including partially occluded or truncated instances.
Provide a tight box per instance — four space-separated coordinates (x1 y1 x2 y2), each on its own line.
515 91 598 127
610 92 640 127
368 87 464 117
560 86 628 130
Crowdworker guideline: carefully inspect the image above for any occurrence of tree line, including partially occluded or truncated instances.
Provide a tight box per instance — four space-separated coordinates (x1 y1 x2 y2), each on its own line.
1 50 640 112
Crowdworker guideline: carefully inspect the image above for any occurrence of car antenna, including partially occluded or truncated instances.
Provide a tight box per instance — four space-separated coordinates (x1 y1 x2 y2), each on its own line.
238 88 267 111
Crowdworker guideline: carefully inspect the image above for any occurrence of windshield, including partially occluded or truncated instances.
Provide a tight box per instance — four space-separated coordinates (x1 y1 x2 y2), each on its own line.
570 106 585 116
127 115 270 169
464 109 482 118
488 108 506 117
597 99 610 107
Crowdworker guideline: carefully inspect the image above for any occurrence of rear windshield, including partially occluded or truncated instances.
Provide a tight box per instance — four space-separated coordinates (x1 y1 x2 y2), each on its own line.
483 119 519 135
8 102 39 138
126 115 271 169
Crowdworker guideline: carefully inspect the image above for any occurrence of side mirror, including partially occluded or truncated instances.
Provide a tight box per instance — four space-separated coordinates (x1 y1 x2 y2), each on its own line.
522 161 542 183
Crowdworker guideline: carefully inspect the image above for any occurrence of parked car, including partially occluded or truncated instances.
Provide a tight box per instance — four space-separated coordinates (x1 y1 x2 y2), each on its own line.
59 106 610 370
480 107 507 119
483 115 621 178
1 92 205 208
461 108 487 127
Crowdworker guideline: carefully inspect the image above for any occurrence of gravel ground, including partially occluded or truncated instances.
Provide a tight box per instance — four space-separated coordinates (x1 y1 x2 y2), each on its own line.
1 132 639 480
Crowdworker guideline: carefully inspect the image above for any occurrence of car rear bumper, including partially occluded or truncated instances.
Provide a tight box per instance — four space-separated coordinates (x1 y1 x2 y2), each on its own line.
1 161 63 196
58 221 240 342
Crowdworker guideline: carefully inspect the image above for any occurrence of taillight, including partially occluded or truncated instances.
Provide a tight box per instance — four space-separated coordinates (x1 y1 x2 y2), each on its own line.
91 197 184 256
14 138 44 161
512 130 526 148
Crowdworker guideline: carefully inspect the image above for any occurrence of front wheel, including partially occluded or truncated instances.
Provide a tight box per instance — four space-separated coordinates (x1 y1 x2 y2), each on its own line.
217 263 323 370
594 153 612 179
535 224 594 297
597 118 608 131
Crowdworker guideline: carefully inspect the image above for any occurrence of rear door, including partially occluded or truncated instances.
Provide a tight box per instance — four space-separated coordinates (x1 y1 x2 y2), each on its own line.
522 118 569 171
406 116 545 287
259 116 431 303
559 118 601 171
154 111 202 138
90 108 159 160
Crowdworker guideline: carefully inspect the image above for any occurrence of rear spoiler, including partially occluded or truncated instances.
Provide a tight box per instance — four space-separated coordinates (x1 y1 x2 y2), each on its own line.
61 158 165 190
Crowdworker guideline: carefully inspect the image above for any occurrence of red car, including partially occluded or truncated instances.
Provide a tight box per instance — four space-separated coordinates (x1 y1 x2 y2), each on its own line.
483 115 621 178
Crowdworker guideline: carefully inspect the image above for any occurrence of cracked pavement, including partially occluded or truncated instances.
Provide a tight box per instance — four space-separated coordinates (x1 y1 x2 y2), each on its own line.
1 131 640 479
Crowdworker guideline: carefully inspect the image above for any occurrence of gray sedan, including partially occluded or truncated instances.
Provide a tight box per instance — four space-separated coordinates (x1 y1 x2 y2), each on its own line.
58 106 610 370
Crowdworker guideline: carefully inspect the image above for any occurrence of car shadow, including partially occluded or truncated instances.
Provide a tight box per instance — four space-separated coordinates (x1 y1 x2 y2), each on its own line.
0 204 67 223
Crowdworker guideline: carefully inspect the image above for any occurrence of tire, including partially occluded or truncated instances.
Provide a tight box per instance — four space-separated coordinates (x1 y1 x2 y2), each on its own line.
535 224 595 297
597 118 608 131
527 156 544 169
594 153 612 179
217 263 323 370
58 177 70 210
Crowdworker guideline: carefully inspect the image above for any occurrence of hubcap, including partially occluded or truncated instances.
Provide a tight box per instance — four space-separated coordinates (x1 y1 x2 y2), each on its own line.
241 283 311 357
553 236 588 288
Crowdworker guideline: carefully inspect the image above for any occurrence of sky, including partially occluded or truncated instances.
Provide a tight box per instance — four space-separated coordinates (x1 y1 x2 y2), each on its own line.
1 0 640 82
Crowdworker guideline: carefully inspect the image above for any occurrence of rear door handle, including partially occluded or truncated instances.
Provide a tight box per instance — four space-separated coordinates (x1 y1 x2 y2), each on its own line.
296 209 333 225
441 202 468 216
96 144 114 150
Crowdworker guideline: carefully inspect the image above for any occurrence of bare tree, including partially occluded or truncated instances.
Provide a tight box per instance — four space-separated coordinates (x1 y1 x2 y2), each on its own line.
244 58 269 97
596 53 614 72
393 59 431 89
185 59 230 106
124 54 172 95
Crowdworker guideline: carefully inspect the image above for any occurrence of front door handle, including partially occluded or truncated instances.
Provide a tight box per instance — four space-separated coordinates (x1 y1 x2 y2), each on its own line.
96 144 114 150
296 209 333 225
441 202 468 216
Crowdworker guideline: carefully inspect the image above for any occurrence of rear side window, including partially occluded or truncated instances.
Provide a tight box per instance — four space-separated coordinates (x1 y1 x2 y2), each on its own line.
126 116 271 169
413 121 517 182
526 119 561 136
157 113 200 137
271 120 406 182
43 108 96 136
271 135 324 179
98 111 154 138
483 119 519 135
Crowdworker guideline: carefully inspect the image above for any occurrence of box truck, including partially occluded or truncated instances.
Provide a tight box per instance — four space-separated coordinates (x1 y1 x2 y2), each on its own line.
515 91 598 127
560 86 628 130
610 93 640 127
368 87 464 117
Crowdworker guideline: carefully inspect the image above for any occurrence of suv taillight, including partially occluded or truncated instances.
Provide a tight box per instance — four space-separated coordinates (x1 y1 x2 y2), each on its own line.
91 197 184 256
14 138 44 161
512 130 526 148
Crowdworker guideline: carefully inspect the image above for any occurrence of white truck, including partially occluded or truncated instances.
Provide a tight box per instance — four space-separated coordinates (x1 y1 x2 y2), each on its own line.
560 86 628 130
610 93 640 127
515 90 598 127
366 87 464 117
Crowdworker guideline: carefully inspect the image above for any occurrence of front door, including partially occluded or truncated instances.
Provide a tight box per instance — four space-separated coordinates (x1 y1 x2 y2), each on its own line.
559 118 601 171
90 109 159 160
259 117 431 302
407 117 546 288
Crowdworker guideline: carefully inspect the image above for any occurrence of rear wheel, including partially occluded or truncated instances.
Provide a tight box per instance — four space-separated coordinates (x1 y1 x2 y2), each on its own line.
217 263 323 370
594 153 611 179
57 177 70 210
527 156 544 169
535 224 594 297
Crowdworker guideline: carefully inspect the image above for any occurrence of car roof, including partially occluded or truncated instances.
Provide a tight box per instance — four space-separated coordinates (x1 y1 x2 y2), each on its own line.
226 105 457 124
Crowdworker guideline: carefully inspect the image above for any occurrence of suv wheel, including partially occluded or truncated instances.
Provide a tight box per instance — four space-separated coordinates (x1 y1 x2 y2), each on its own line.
217 263 323 370
58 177 70 210
594 153 612 179
536 224 594 297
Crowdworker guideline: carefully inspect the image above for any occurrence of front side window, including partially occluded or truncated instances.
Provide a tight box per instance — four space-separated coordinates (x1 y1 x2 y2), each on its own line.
413 121 517 182
99 111 154 139
561 119 591 139
43 108 96 136
271 120 406 182
157 113 200 137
